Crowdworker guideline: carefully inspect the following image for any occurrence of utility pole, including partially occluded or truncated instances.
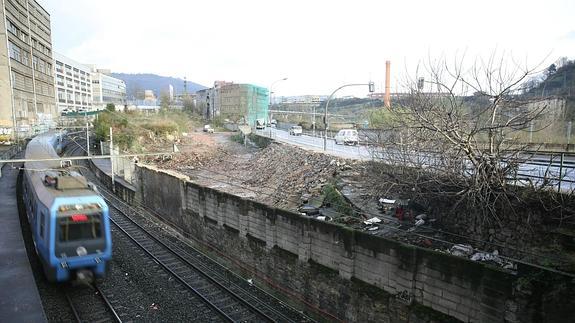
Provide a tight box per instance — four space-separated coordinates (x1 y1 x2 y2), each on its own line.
109 127 115 193
86 122 90 156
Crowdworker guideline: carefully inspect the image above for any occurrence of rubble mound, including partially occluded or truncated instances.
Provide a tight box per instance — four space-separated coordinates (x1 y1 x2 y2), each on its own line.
237 143 355 208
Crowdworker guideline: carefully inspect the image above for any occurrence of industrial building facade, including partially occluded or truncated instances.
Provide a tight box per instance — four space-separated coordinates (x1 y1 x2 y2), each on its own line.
197 82 269 127
0 0 56 136
91 68 126 110
54 52 93 113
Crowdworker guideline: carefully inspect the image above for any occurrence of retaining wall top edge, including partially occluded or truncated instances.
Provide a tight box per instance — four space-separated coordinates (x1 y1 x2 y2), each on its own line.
139 163 191 181
139 162 518 280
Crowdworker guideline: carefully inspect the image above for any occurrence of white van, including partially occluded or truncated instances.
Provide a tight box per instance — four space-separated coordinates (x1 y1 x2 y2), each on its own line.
289 126 303 136
334 129 359 145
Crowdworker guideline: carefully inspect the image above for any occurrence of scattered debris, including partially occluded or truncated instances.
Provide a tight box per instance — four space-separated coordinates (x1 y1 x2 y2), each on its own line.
316 215 332 221
364 217 382 225
415 213 427 220
449 244 474 257
299 205 320 215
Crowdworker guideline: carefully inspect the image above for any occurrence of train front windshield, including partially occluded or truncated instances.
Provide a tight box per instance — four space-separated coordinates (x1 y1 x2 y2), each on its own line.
57 203 105 243
58 213 102 242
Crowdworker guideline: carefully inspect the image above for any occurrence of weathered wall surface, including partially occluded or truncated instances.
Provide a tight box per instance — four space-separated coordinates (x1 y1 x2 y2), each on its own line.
113 163 574 322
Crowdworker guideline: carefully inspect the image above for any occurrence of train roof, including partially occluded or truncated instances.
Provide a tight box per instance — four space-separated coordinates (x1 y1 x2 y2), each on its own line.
24 131 102 208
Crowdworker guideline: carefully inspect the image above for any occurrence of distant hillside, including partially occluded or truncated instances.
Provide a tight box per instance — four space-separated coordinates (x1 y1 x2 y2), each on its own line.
525 59 575 97
112 73 207 99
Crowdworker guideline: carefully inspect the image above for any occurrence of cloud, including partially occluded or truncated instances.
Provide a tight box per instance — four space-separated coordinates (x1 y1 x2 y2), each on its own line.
44 0 574 96
561 30 575 40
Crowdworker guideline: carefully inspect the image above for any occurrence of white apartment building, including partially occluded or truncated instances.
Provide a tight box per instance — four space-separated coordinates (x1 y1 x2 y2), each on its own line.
53 52 92 113
91 68 126 110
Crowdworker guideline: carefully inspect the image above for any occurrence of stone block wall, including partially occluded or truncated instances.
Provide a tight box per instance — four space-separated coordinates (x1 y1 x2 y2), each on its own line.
117 163 575 322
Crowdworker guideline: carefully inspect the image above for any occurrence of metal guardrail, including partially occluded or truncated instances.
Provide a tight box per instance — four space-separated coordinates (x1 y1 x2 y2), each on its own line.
256 128 575 192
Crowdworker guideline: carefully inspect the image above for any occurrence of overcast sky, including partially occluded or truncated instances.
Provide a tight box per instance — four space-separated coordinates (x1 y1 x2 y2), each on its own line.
44 0 574 97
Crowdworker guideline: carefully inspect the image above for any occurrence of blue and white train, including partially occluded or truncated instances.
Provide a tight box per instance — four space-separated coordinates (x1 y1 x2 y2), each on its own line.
23 131 112 282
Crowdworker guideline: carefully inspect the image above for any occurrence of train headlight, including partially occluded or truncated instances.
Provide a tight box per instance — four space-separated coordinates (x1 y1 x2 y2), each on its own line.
76 246 87 256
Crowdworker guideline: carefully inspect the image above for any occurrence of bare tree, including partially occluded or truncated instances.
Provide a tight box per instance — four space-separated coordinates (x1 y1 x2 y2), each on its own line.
371 53 554 223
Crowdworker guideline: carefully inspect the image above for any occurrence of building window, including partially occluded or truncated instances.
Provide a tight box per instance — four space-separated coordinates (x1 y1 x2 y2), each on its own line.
19 31 28 43
38 59 45 74
21 51 29 66
7 20 17 35
32 56 38 70
8 42 21 62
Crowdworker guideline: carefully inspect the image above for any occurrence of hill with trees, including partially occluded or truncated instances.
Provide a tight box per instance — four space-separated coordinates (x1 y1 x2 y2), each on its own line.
112 73 207 100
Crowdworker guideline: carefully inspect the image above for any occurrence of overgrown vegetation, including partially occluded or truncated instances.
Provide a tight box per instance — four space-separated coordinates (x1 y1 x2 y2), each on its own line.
93 109 200 151
230 133 244 144
322 183 355 216
370 52 569 226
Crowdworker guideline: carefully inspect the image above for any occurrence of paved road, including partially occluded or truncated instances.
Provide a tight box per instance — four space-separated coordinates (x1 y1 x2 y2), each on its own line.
257 128 373 160
257 128 575 191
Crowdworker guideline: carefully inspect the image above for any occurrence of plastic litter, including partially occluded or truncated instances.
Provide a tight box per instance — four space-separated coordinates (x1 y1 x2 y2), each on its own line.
415 219 425 226
379 198 396 204
364 217 382 225
316 216 332 221
449 244 474 257
416 213 427 220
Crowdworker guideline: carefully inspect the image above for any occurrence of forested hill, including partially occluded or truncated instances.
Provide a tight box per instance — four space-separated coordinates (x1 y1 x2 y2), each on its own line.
112 73 207 99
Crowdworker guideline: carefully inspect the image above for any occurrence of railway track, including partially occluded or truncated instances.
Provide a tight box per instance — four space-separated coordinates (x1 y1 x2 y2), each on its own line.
65 283 123 323
64 136 313 322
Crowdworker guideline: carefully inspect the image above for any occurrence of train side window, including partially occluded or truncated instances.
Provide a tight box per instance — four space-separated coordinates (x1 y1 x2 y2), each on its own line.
39 212 45 238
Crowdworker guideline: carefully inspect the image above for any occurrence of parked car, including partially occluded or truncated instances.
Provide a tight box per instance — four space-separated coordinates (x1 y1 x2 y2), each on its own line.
255 118 266 130
203 125 214 133
334 129 359 145
289 126 303 136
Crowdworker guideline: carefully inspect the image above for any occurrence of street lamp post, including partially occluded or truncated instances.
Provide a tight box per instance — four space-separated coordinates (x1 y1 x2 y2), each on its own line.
323 82 374 150
269 77 288 130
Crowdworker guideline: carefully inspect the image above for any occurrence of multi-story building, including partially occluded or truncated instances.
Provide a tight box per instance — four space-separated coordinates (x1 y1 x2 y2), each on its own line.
218 83 268 126
196 81 269 126
195 88 211 117
53 52 92 113
0 0 56 136
91 68 126 110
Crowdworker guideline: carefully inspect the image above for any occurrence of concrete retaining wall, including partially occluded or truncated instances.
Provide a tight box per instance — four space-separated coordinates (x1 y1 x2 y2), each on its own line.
104 162 575 322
